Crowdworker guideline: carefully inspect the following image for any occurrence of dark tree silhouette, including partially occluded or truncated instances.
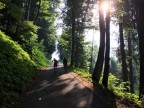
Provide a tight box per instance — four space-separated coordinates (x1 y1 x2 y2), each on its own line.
102 0 110 88
119 16 129 84
133 0 144 98
128 32 134 93
70 0 76 67
92 0 106 82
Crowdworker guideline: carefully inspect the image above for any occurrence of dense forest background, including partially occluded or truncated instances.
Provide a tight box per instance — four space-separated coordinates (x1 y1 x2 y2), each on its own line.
0 0 144 108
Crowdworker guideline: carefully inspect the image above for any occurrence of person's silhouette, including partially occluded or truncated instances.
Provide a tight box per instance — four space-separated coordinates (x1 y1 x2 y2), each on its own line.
63 57 68 73
52 58 58 72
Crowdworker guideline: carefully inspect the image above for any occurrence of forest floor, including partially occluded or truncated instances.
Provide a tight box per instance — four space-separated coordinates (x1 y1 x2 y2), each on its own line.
15 66 139 108
15 66 108 108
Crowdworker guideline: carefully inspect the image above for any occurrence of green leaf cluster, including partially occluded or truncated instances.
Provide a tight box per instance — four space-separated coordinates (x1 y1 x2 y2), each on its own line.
0 31 37 108
18 21 39 54
72 68 92 82
107 73 142 107
32 45 51 67
0 2 4 9
59 28 91 69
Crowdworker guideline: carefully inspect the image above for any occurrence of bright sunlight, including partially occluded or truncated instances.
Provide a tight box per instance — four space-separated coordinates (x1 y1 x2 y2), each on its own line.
101 1 109 12
101 1 110 17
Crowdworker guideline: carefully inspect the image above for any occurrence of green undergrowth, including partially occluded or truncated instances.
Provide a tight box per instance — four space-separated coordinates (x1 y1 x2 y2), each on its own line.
72 68 143 108
0 31 37 108
72 68 92 82
32 45 51 67
105 74 142 107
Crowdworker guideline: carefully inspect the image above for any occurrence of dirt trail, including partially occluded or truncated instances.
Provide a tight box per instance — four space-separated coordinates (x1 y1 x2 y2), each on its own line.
16 66 108 108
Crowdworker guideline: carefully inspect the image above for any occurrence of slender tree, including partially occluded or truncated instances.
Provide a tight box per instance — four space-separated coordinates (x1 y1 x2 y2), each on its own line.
92 0 106 82
34 0 41 25
132 0 144 98
26 0 31 20
70 0 76 67
119 16 129 84
128 31 134 93
102 0 110 88
62 0 92 68
89 29 94 72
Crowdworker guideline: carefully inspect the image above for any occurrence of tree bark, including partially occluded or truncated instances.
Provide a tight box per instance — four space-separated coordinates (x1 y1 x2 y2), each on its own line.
92 0 106 82
27 0 31 20
89 29 94 73
135 1 144 98
102 0 110 88
34 0 41 25
119 17 129 83
6 18 10 33
128 32 134 93
70 0 76 67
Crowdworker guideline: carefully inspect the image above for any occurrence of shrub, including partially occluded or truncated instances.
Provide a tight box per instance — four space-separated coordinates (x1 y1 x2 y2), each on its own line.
32 45 51 67
73 68 92 82
0 31 37 108
107 73 142 107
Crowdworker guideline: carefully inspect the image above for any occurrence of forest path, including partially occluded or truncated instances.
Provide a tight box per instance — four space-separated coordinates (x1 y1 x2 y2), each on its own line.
16 66 108 108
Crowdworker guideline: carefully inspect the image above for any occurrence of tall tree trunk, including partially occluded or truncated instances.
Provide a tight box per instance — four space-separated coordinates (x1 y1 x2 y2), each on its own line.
92 0 106 82
102 0 110 88
14 24 19 41
70 0 75 67
74 32 78 67
135 1 144 98
81 0 90 27
6 18 10 33
119 17 129 84
128 32 134 93
27 0 31 20
34 0 41 25
89 29 94 73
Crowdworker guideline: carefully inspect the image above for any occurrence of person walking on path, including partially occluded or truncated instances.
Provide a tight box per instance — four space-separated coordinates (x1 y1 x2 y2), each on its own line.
63 57 68 73
52 58 58 72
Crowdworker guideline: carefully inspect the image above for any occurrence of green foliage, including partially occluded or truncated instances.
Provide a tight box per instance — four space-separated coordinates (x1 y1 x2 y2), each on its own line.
58 29 71 60
59 28 90 69
18 21 39 54
19 21 39 42
18 21 51 67
8 2 23 21
107 73 120 90
0 0 56 57
0 31 37 108
32 45 51 67
0 0 24 33
107 73 142 107
0 2 4 9
0 0 59 107
36 0 57 54
110 57 119 75
87 44 98 73
73 68 92 82
61 0 93 68
74 69 142 107
113 82 141 106
75 70 142 107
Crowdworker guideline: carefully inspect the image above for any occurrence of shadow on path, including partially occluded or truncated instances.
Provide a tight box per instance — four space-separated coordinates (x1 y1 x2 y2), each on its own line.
92 81 117 108
16 66 108 108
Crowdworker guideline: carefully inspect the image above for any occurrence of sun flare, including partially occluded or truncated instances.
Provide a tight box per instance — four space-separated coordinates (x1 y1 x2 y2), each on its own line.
101 1 109 13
